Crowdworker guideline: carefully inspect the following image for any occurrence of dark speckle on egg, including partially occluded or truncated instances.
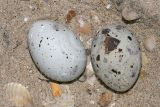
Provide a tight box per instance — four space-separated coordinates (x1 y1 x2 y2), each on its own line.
131 72 136 78
128 36 132 41
96 55 100 61
96 64 99 68
111 69 121 75
118 48 122 52
102 28 111 34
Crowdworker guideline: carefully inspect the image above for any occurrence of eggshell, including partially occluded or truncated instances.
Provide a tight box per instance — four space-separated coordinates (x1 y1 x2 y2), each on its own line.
28 20 87 82
91 25 141 92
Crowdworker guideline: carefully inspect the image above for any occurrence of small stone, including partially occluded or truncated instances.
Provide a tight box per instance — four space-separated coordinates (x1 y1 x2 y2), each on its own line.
122 7 140 21
86 62 94 76
24 16 29 22
144 36 156 52
106 4 111 9
89 100 95 105
78 74 87 82
98 92 113 107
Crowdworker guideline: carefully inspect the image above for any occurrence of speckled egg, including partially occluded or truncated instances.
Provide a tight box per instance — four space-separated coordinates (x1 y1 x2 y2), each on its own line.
28 20 87 82
91 25 141 92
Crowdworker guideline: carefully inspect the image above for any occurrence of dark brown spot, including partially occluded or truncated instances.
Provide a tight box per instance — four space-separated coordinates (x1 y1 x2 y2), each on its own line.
97 64 99 68
130 65 133 68
111 69 121 75
118 48 122 52
119 55 123 62
96 55 100 61
102 28 110 34
128 36 132 41
66 10 76 23
40 39 43 43
104 37 120 54
131 72 136 77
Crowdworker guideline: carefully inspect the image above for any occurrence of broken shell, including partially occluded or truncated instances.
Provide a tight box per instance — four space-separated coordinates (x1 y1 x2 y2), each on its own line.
66 9 76 23
144 36 156 52
50 82 62 97
5 83 33 107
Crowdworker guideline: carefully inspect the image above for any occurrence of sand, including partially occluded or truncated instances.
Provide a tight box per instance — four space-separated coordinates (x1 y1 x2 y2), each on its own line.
0 0 160 107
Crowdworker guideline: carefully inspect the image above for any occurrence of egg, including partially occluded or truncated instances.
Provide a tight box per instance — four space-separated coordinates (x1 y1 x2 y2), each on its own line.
91 25 141 92
28 20 87 82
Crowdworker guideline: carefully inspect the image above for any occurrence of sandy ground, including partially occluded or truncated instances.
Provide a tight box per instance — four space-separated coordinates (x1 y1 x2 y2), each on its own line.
0 0 160 107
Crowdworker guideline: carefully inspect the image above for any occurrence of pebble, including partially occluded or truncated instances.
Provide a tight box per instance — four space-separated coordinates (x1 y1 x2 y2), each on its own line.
122 7 140 21
78 73 87 82
24 16 29 22
144 36 156 52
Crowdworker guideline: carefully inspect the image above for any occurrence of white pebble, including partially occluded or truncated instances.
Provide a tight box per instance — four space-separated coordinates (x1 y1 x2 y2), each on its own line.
106 4 111 9
24 16 29 22
89 100 95 104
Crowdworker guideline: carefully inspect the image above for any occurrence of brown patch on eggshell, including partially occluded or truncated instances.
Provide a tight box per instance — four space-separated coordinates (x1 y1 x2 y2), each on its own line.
66 9 76 23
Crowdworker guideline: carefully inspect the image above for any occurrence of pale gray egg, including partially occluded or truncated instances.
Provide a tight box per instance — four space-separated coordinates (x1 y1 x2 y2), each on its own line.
91 25 141 92
28 20 87 82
